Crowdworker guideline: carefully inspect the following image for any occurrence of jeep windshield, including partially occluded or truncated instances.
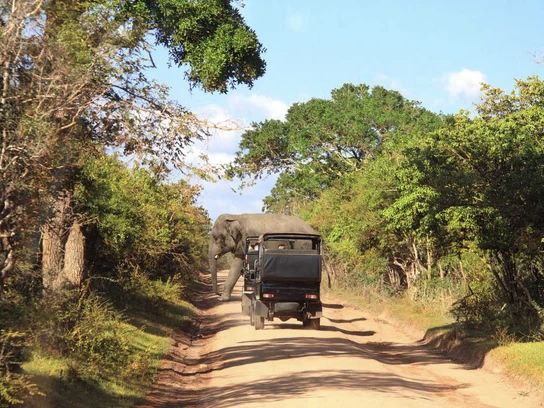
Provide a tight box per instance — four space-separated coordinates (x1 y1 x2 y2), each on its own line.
261 234 320 252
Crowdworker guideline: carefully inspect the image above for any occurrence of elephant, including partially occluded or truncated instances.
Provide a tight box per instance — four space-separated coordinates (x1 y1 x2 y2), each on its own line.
209 213 317 301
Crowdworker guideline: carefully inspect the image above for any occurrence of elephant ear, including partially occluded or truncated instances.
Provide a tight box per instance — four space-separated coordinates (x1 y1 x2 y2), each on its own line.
225 219 242 241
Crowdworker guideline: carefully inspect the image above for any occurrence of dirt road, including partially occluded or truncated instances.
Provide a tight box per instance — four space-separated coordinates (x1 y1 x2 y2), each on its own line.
140 271 543 407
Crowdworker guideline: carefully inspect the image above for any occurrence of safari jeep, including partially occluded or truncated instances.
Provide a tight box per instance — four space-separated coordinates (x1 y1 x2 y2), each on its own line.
241 233 322 330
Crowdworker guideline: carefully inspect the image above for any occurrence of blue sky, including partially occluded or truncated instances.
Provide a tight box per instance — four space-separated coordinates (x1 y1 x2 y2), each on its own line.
149 0 544 221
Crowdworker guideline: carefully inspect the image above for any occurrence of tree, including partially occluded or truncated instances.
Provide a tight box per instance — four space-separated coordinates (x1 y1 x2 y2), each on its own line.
0 0 265 292
391 77 544 333
124 0 266 93
229 84 441 209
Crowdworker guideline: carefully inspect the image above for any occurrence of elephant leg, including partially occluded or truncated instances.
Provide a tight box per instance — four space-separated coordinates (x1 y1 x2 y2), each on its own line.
220 257 243 301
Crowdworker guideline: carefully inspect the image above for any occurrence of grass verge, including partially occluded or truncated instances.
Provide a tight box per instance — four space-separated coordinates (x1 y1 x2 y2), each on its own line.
21 279 196 408
488 342 544 388
323 283 454 334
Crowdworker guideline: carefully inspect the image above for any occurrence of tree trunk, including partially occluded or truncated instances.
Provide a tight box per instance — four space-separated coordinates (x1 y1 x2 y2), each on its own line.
490 251 541 334
406 238 423 287
42 190 71 291
425 237 433 280
0 235 14 296
61 221 85 288
458 259 466 282
42 225 64 290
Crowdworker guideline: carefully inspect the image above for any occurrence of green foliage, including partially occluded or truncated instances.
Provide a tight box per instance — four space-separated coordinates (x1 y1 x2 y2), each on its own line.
0 152 208 405
489 341 544 387
451 276 501 329
2 1 262 405
0 0 265 301
25 290 136 382
124 0 266 92
0 293 38 407
396 77 544 333
0 373 42 408
67 296 132 378
30 290 130 380
123 268 185 306
75 153 210 280
0 330 42 407
230 83 443 207
21 273 191 407
45 0 266 93
27 286 167 384
0 152 209 406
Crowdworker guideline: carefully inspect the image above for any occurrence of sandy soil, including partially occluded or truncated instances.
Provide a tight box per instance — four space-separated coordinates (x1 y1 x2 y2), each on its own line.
138 271 543 408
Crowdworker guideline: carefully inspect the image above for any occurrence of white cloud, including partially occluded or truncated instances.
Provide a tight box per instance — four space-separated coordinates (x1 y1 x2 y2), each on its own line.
184 144 235 167
287 13 305 32
206 151 236 165
191 93 288 161
197 104 235 127
445 69 486 99
229 94 289 121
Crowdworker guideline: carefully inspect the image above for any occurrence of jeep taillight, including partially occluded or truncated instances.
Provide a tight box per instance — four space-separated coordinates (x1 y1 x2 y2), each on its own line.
262 293 274 299
305 294 318 299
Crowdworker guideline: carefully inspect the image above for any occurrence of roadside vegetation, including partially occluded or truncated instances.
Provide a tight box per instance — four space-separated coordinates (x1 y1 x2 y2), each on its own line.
0 1 265 406
229 79 544 383
489 342 544 388
1 154 207 407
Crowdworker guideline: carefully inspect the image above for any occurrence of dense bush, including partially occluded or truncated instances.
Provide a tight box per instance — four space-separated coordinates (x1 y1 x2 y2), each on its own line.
123 268 186 306
76 154 210 283
29 155 209 383
27 290 129 377
68 296 132 377
0 325 43 407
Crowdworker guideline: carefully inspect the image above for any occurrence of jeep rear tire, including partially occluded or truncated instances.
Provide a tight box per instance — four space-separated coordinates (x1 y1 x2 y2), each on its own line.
303 317 320 330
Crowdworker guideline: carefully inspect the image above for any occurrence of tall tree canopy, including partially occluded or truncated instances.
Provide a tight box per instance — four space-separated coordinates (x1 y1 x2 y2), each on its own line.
303 78 544 334
123 0 266 92
228 83 443 211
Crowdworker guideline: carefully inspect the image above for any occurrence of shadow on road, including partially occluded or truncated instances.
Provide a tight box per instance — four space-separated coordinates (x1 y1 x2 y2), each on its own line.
179 333 463 378
167 369 466 408
324 316 367 324
137 273 482 408
320 325 376 337
322 302 344 309
273 322 375 337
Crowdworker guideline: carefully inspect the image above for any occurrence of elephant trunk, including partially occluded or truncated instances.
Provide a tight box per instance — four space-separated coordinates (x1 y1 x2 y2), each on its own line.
209 239 219 294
